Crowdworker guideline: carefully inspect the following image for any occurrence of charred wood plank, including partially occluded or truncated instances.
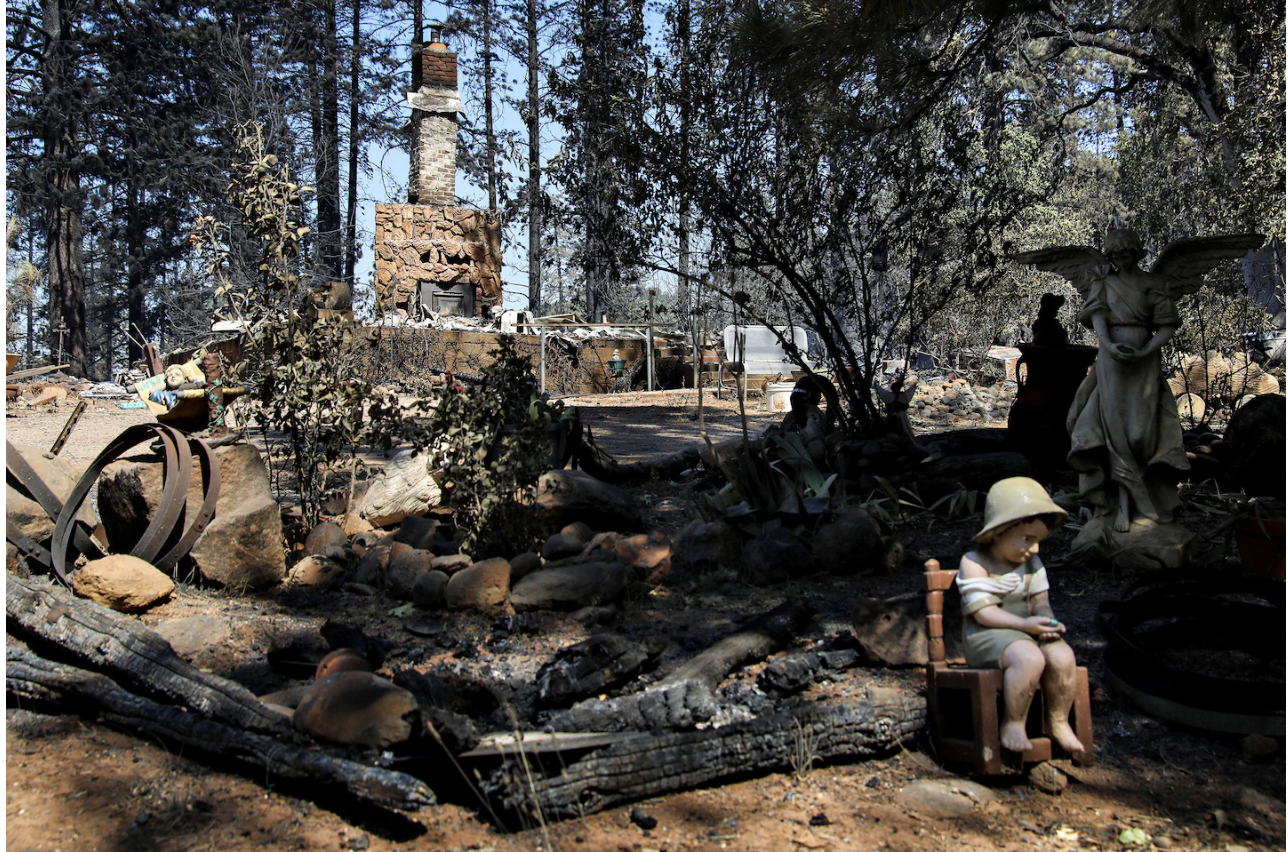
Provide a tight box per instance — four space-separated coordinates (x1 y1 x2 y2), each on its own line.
6 573 287 733
6 645 435 812
480 687 925 821
575 428 703 484
657 600 815 692
544 680 719 733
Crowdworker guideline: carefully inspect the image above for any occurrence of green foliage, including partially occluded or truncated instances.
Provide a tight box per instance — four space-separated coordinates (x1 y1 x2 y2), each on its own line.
192 124 399 528
428 339 564 558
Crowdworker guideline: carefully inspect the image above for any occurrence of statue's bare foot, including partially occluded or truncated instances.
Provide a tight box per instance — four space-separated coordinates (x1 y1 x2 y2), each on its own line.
1000 721 1033 752
1114 493 1131 533
1048 720 1085 754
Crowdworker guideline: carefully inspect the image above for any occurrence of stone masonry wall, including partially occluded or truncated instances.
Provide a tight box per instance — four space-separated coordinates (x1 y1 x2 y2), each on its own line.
374 204 503 316
412 111 457 207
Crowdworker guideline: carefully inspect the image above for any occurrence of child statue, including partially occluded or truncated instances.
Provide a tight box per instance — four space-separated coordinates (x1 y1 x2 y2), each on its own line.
957 476 1084 755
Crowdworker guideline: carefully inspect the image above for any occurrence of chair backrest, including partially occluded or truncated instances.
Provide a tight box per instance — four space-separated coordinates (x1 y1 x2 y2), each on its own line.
924 559 959 666
720 325 812 375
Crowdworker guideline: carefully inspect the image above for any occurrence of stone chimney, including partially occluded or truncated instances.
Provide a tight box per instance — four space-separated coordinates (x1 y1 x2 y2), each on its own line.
407 26 461 207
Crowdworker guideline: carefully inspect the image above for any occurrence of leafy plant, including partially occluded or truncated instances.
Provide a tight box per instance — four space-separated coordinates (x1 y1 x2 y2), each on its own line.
191 123 401 528
427 338 563 558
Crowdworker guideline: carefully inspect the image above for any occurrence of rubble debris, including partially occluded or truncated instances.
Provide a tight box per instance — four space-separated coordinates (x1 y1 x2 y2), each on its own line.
535 633 662 708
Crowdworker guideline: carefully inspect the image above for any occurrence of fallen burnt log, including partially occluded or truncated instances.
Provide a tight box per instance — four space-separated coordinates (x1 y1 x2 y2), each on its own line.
7 645 435 812
7 573 286 733
574 426 702 484
657 600 815 691
473 687 925 822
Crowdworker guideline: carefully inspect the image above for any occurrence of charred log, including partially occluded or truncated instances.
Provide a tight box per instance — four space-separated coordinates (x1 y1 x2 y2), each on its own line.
6 645 435 812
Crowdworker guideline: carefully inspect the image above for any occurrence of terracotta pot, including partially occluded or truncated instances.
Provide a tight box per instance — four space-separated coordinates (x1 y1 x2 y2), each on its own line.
1236 516 1286 580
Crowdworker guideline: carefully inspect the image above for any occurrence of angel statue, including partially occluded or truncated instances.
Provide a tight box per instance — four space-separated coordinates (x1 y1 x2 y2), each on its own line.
1015 227 1264 534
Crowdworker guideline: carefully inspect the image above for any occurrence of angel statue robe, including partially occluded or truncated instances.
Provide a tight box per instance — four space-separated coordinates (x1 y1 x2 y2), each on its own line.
1066 272 1190 523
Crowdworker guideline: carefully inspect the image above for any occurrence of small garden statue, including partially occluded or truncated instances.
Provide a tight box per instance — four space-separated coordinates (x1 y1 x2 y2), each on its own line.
958 476 1083 755
1016 227 1263 535
1030 293 1068 348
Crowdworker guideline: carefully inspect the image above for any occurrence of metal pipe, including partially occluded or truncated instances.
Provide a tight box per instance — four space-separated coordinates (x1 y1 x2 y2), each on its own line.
539 326 546 393
645 326 653 392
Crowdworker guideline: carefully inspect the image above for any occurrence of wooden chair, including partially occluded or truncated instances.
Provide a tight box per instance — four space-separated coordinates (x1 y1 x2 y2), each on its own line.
924 558 1094 774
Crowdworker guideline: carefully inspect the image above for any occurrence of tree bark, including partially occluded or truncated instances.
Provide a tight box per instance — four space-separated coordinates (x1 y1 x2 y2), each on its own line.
7 646 436 812
41 0 87 376
6 574 288 734
479 687 925 821
526 0 541 312
343 0 361 286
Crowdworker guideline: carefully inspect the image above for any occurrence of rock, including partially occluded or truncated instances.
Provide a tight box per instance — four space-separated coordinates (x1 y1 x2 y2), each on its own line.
536 470 643 532
852 592 965 666
6 445 96 543
356 449 443 527
569 605 617 626
72 554 174 612
412 570 449 609
1028 761 1068 793
303 521 347 557
670 520 741 577
188 498 285 591
508 551 541 581
1241 733 1280 761
286 555 347 589
395 515 441 550
30 385 68 406
742 527 810 585
811 507 883 575
341 513 374 536
97 444 284 591
430 553 472 575
353 538 395 586
445 557 511 610
560 521 594 542
1069 516 1195 571
293 671 421 749
316 648 373 679
152 616 232 659
1174 392 1206 424
896 779 996 819
601 531 674 584
387 548 435 599
510 561 631 612
258 685 310 709
322 545 358 570
541 533 585 561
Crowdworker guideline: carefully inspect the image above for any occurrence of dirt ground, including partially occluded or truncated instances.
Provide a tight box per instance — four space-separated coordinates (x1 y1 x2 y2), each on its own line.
5 390 1285 852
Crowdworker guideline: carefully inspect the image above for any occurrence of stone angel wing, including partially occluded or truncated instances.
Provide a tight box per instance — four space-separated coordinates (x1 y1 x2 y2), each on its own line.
1149 234 1265 298
1010 246 1109 299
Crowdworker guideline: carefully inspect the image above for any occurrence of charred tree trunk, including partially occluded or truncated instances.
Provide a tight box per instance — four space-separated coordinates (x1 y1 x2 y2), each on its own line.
6 574 287 734
7 646 435 812
479 688 925 821
657 600 814 692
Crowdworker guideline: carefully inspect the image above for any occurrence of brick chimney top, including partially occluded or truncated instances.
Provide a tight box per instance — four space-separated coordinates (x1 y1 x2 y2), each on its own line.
420 25 457 90
427 25 447 52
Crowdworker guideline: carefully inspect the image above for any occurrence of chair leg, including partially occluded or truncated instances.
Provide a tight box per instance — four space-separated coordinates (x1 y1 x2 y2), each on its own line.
973 671 1003 774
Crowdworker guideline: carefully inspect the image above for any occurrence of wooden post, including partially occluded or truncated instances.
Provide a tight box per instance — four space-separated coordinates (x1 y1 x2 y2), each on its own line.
202 353 226 437
143 343 164 377
49 400 88 456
